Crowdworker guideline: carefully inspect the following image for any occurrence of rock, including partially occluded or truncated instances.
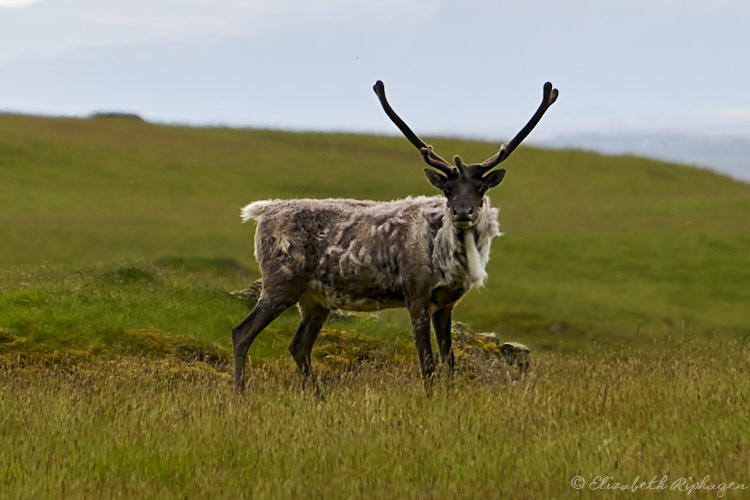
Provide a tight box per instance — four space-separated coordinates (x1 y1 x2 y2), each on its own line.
451 321 480 343
90 111 144 121
329 310 355 321
477 332 500 346
228 279 263 307
499 342 531 371
451 321 531 378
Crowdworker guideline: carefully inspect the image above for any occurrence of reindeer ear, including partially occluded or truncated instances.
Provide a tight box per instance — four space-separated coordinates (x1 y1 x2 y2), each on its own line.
482 169 506 188
424 168 447 189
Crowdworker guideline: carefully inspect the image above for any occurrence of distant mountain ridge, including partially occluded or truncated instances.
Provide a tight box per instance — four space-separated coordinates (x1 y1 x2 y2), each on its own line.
545 133 750 183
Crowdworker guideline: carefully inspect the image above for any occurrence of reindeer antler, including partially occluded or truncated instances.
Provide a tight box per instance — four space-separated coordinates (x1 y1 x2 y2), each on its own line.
374 80 558 176
373 81 455 176
479 82 558 172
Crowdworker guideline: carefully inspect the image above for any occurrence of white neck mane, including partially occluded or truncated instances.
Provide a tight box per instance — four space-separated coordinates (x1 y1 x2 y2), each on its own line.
435 197 501 289
463 229 487 287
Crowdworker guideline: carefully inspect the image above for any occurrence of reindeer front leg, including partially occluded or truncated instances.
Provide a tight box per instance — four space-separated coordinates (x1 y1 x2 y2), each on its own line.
407 298 435 386
432 306 455 373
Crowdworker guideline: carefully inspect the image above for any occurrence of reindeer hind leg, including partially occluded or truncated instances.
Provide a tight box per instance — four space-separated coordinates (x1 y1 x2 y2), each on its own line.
289 295 330 396
233 277 309 395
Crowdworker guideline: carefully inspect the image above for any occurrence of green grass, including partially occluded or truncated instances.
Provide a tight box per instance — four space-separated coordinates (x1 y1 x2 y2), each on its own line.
2 112 750 352
2 112 750 497
0 261 415 365
1 342 748 498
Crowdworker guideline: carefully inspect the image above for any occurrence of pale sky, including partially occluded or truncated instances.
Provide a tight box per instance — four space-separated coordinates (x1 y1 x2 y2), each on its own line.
1 0 749 142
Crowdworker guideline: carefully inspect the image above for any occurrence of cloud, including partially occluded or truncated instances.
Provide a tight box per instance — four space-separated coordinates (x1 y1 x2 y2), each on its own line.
0 0 439 64
2 0 749 141
0 0 42 7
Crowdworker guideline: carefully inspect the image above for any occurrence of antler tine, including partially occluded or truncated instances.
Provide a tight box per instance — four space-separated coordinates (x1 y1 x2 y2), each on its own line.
373 80 455 175
480 82 558 172
420 147 456 174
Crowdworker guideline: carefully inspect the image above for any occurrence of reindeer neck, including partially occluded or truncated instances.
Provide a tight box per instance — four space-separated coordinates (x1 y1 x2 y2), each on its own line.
435 198 500 289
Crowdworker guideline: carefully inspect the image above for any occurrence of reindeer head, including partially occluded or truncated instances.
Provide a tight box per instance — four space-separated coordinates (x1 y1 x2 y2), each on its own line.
373 80 558 229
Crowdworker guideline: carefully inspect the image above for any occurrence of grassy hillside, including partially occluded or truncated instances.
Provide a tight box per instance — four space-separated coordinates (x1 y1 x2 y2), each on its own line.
2 113 750 498
2 112 750 354
0 115 750 354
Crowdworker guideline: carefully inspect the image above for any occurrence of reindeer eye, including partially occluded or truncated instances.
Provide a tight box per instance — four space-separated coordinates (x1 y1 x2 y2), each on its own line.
477 186 487 195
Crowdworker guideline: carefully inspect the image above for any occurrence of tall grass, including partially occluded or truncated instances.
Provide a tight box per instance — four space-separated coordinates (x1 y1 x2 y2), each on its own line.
1 341 748 498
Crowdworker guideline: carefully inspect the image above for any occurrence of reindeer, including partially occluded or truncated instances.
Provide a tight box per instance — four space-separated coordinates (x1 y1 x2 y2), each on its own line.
232 81 558 393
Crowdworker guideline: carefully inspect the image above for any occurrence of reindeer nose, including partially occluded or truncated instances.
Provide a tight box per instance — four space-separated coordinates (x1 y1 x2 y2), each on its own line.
452 206 474 220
